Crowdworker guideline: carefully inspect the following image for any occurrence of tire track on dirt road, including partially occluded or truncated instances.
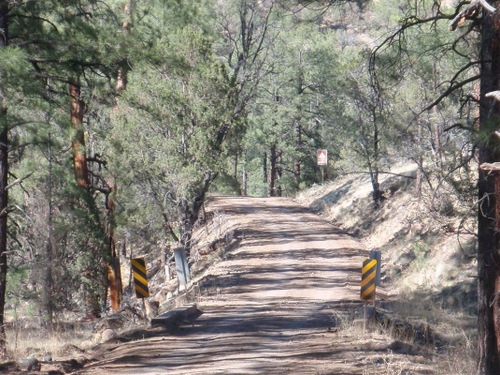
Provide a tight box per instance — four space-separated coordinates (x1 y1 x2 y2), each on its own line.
77 196 374 374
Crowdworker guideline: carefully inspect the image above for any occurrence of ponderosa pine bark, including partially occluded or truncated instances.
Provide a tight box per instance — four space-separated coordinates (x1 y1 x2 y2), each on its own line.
102 0 134 312
105 180 121 311
71 76 123 314
477 4 500 374
0 0 8 355
70 78 103 318
116 1 132 91
70 79 89 190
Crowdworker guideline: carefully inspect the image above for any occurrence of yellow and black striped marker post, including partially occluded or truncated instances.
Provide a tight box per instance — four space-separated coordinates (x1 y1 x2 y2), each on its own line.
132 257 150 299
361 258 377 301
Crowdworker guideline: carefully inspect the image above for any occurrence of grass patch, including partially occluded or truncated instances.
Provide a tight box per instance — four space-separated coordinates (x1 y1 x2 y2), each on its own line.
5 323 96 361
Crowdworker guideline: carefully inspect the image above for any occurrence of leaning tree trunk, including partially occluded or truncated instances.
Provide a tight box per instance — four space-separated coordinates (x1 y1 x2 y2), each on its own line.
0 0 9 355
477 6 500 374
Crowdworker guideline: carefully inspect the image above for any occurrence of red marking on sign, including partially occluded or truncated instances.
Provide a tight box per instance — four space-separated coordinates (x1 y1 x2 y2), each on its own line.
317 149 328 166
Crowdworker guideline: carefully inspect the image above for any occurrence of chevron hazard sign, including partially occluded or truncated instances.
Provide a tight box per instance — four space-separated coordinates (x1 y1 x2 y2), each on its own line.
132 257 150 298
360 258 377 301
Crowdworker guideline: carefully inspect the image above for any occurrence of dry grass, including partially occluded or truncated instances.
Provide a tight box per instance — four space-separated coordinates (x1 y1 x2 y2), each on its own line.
327 307 476 375
5 324 97 360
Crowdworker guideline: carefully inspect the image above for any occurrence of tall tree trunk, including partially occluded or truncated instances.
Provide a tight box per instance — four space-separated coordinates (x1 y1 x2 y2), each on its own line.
70 79 101 318
294 51 304 190
477 6 500 374
294 120 302 189
41 135 54 330
415 120 423 196
276 150 282 197
233 154 238 181
263 151 267 185
104 1 134 311
269 142 277 197
105 181 121 311
70 79 89 189
116 1 132 91
242 151 247 196
369 106 382 206
0 0 8 354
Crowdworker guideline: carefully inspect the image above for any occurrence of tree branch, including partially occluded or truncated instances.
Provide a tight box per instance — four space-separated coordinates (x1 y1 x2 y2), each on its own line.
5 172 33 191
423 74 480 112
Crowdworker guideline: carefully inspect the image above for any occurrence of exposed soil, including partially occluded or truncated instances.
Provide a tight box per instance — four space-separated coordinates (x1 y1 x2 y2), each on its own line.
70 196 440 374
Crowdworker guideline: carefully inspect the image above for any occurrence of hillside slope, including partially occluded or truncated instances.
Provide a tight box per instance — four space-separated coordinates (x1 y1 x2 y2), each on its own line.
296 165 477 370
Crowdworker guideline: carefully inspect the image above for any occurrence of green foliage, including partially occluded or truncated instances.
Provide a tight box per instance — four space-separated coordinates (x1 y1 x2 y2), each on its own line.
238 14 347 195
2 0 129 319
106 10 237 247
0 0 482 324
6 265 35 308
210 172 241 195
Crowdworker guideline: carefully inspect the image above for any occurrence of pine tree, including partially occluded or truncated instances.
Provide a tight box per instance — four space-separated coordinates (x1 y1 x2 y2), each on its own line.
5 0 128 319
476 2 500 371
107 2 238 257
0 0 9 355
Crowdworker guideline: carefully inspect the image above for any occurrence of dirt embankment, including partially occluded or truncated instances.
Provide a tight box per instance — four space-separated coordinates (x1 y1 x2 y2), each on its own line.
297 165 477 373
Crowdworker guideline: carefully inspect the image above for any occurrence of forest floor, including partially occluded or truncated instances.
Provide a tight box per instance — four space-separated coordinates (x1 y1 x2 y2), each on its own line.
57 195 448 374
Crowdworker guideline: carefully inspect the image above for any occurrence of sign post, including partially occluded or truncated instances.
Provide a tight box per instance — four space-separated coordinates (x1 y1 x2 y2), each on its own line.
317 149 328 184
360 258 378 332
174 247 191 291
369 250 382 287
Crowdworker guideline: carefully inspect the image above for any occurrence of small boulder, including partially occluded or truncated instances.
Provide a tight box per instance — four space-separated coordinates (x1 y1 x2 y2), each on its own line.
101 328 117 342
18 356 40 371
81 340 94 349
93 313 126 331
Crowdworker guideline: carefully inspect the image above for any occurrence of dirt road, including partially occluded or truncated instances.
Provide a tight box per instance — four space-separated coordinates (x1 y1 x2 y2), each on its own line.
76 196 378 374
